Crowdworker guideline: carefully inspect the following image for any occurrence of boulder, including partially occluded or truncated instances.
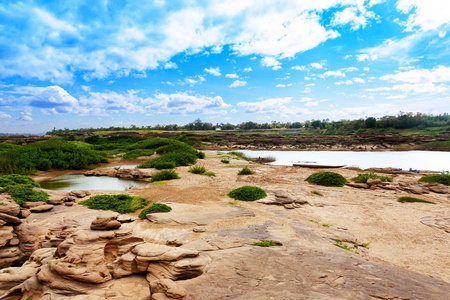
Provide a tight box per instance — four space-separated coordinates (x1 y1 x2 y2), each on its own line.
90 214 122 230
0 195 20 216
429 185 449 194
70 191 91 198
346 182 369 189
19 209 31 218
366 178 382 186
149 278 187 300
30 205 54 213
117 214 135 223
23 201 47 208
84 168 118 177
0 212 22 225
0 226 14 247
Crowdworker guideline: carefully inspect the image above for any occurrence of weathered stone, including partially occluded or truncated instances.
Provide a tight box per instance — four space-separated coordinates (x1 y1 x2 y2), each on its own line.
70 190 91 198
149 278 187 300
0 195 20 216
19 208 31 218
346 182 369 189
64 202 74 206
0 226 14 247
90 214 122 230
23 201 47 208
428 185 449 194
85 168 118 177
0 212 22 225
192 226 207 233
117 214 135 223
366 178 382 186
284 204 295 209
30 205 54 213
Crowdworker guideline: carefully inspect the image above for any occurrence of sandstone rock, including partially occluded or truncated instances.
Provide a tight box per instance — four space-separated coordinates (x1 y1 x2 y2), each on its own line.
64 202 74 206
85 168 118 177
91 214 122 230
366 178 382 186
420 216 450 233
147 254 211 281
0 195 20 216
46 198 63 205
133 243 198 262
0 226 14 247
284 204 295 209
19 208 31 218
346 182 369 189
23 201 47 208
117 214 135 223
30 205 54 213
0 212 22 225
116 168 155 180
146 214 174 224
428 184 449 194
62 196 76 202
149 278 186 300
192 226 207 233
70 191 91 198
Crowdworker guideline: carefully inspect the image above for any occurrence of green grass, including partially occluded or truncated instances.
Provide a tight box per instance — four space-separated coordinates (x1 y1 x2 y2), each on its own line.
418 172 450 186
138 203 172 219
352 172 393 183
0 202 6 206
310 191 323 196
0 184 49 206
122 149 155 159
203 171 216 177
252 240 282 247
189 165 207 174
0 174 40 188
150 170 180 182
79 194 149 213
220 159 230 164
228 186 267 201
228 151 250 160
238 166 255 175
397 197 435 204
306 172 347 187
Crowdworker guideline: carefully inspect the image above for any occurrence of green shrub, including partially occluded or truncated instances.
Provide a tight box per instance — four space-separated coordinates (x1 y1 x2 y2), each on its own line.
203 171 216 177
238 166 255 175
189 165 207 174
253 240 282 247
221 159 229 164
397 197 435 204
228 186 267 201
0 143 19 155
306 172 347 187
123 149 155 159
0 174 40 188
150 170 180 182
418 173 450 186
138 203 172 219
79 194 149 213
196 151 206 159
151 160 177 170
352 172 393 183
0 184 49 206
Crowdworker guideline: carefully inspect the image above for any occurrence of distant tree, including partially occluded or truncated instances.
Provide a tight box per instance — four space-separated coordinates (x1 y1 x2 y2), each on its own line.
311 120 321 129
365 117 376 128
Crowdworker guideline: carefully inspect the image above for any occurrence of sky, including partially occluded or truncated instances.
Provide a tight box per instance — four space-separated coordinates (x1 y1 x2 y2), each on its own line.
0 0 450 134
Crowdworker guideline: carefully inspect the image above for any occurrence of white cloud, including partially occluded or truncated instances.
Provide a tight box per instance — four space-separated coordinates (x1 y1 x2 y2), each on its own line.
164 62 178 69
396 0 450 31
204 67 221 76
439 31 447 38
261 57 282 70
368 82 447 94
276 83 292 88
353 77 365 83
310 63 323 69
291 65 307 71
79 90 145 115
344 55 352 59
356 54 370 61
320 70 346 78
341 67 359 72
335 80 353 85
0 111 12 119
380 65 450 83
210 45 223 53
237 97 310 116
225 73 239 79
331 6 375 30
243 67 252 72
229 80 247 88
363 67 370 72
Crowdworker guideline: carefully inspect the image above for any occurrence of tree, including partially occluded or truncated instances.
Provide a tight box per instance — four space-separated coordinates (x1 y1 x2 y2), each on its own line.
365 117 376 128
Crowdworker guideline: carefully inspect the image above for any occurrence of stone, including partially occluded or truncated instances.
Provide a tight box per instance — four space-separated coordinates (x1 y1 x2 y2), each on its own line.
0 212 22 225
30 205 54 213
90 214 121 230
192 226 207 233
149 278 187 300
46 198 63 205
64 202 74 206
19 208 31 218
0 195 20 216
346 182 369 189
366 178 382 186
0 226 14 247
84 168 118 177
284 204 295 209
23 201 47 208
429 185 449 194
146 214 174 224
70 191 91 198
420 216 450 233
117 214 135 223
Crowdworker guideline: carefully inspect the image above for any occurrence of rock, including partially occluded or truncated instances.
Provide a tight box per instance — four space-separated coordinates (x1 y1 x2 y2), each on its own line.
284 204 295 209
0 212 22 225
90 214 122 230
192 226 207 233
146 214 174 224
116 168 155 180
70 190 91 198
0 195 20 216
429 185 449 194
30 205 54 213
0 226 14 247
19 208 31 218
366 178 382 186
62 196 76 202
23 201 47 208
117 214 135 223
346 182 369 189
133 243 198 262
149 278 187 300
64 202 74 206
46 198 63 205
420 216 450 233
85 168 118 177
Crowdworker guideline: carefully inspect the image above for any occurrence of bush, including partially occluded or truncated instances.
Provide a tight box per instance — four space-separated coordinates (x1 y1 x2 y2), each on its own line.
306 172 347 187
122 149 155 159
352 172 393 183
138 203 172 219
397 197 435 204
418 173 450 186
221 159 229 164
203 171 216 177
79 194 149 213
0 174 40 188
189 165 207 174
0 184 49 206
238 166 255 175
151 160 177 170
253 240 282 247
150 170 180 182
228 186 267 201
137 140 201 169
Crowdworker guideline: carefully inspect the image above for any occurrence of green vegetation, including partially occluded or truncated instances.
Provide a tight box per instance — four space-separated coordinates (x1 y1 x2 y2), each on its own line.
122 149 155 159
310 191 323 196
418 172 450 186
228 186 267 201
0 139 108 175
0 184 49 206
203 171 216 177
189 165 207 174
220 159 230 164
331 237 370 254
79 194 149 213
150 170 180 182
352 172 393 183
138 203 172 219
0 202 6 206
252 240 282 247
397 197 435 204
0 143 19 155
228 151 250 160
306 172 347 187
0 174 40 188
238 166 255 175
414 141 450 151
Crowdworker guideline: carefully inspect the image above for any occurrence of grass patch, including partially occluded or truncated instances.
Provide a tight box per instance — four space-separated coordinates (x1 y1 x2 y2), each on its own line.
238 166 255 175
0 174 40 188
310 191 323 196
189 165 207 174
0 184 49 206
397 196 435 204
138 203 172 219
203 171 216 177
228 186 267 201
79 194 149 213
122 149 155 159
352 172 393 183
418 172 450 186
306 171 347 187
253 240 282 247
220 159 230 164
150 170 180 182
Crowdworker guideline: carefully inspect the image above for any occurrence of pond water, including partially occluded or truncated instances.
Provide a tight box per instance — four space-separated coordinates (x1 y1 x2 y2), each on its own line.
227 150 450 172
39 174 147 191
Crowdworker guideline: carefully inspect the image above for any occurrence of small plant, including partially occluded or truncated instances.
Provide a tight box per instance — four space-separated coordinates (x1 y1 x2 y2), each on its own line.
203 171 216 177
150 170 180 182
228 186 267 201
0 202 7 206
79 194 148 213
322 223 332 227
0 184 49 206
124 184 135 190
221 159 230 164
113 167 121 171
418 172 450 186
228 200 238 205
252 240 282 247
397 197 435 204
0 174 40 188
306 172 347 187
352 172 393 183
310 191 323 196
138 203 172 219
331 238 360 254
238 166 255 175
189 165 207 174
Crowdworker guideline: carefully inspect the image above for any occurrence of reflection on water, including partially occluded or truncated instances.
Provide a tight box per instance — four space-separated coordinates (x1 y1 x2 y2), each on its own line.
227 150 450 172
40 174 146 191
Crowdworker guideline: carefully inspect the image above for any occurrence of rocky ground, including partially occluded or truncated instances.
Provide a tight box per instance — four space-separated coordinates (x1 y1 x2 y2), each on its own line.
0 152 449 299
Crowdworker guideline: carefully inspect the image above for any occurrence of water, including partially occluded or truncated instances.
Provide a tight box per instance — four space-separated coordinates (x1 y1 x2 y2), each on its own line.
228 150 450 172
39 174 147 191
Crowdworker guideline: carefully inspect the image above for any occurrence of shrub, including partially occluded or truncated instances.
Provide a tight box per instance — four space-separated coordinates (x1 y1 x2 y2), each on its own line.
238 166 255 175
0 174 40 188
203 171 216 177
196 151 206 159
228 186 267 201
397 197 435 204
150 170 180 182
151 161 176 170
189 165 207 174
138 203 172 219
253 240 282 247
123 149 155 159
352 172 393 183
418 172 450 186
306 172 347 187
221 159 229 164
0 184 49 206
79 194 149 213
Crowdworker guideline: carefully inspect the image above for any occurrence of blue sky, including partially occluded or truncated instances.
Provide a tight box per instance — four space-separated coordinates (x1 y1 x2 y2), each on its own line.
0 0 449 133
